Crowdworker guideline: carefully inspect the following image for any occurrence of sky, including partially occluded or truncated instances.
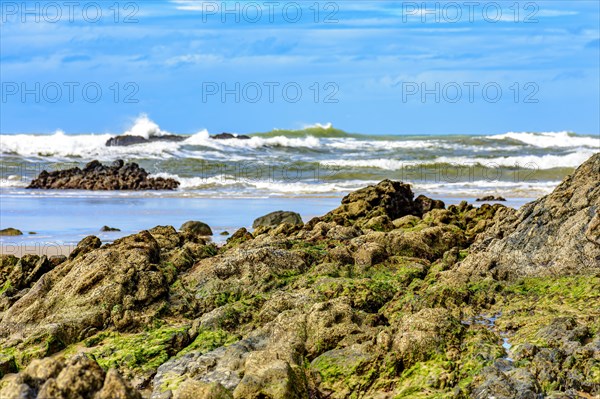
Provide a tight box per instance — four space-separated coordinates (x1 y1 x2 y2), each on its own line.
0 0 599 135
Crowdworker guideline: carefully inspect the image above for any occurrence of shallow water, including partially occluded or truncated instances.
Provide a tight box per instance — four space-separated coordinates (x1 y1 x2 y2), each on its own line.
0 192 530 253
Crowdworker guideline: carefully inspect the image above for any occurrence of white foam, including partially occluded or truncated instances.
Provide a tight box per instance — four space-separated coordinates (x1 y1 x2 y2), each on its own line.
488 131 599 149
326 150 595 170
123 114 170 139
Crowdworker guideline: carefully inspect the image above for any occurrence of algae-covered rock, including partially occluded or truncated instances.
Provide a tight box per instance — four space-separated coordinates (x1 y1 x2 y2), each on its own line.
0 173 598 399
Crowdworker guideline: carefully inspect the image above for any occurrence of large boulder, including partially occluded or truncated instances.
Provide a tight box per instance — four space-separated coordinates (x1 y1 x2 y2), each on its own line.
252 211 303 229
27 160 180 190
458 153 600 279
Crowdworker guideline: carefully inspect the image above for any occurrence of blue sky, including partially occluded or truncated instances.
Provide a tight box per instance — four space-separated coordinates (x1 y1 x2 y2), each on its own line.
0 0 599 135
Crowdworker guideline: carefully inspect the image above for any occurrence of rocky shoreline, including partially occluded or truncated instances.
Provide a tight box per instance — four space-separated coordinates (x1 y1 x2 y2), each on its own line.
26 160 180 191
1 154 598 399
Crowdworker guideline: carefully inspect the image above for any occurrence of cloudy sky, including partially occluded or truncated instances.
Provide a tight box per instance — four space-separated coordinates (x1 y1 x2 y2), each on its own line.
1 0 599 135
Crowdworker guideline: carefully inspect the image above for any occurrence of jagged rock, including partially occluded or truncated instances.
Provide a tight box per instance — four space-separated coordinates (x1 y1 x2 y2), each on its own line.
0 228 22 236
106 134 186 147
210 133 251 140
27 160 180 190
458 153 600 279
180 221 213 236
252 211 303 229
100 226 121 232
322 180 444 226
0 228 213 365
68 235 102 260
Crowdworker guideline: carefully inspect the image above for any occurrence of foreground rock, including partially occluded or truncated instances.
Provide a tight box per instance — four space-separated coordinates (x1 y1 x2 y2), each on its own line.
0 354 140 398
1 160 598 399
27 160 180 190
252 211 303 229
459 153 600 279
0 229 22 236
106 135 186 147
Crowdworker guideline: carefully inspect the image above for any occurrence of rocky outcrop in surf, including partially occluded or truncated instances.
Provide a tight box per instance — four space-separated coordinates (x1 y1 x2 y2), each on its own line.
26 160 180 190
105 135 186 147
210 132 251 140
1 159 599 399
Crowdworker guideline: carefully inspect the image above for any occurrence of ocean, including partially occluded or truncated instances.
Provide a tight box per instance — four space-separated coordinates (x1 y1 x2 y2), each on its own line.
1 119 598 249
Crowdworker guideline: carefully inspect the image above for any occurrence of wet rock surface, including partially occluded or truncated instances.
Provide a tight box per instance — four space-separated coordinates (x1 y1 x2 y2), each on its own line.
26 160 180 190
1 157 599 399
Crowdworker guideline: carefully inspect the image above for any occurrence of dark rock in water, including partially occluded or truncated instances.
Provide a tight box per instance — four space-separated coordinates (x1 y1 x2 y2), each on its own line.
459 153 600 279
105 134 186 147
252 211 303 229
476 195 506 202
180 221 213 236
101 226 121 232
0 228 22 236
26 160 180 190
28 231 37 235
211 132 251 140
220 231 230 236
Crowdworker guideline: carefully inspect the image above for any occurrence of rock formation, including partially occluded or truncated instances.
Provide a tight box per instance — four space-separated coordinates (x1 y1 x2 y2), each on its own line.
1 157 599 399
26 160 180 190
458 152 600 279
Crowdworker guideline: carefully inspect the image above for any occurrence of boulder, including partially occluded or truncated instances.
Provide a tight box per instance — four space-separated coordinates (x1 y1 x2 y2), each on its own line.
27 160 180 190
252 211 303 229
180 221 213 236
458 153 600 279
0 228 23 236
